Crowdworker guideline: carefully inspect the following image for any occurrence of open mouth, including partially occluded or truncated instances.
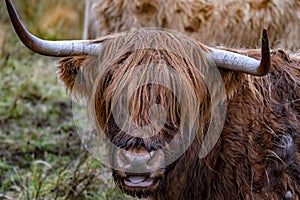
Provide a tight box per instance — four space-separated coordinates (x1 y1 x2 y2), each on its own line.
113 170 164 198
124 175 154 187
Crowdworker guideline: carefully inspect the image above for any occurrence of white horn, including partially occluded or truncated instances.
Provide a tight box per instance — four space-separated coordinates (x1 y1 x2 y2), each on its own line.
5 0 102 57
210 28 271 76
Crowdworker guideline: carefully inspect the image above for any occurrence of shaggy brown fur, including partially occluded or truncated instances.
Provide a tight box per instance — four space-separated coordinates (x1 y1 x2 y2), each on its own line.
58 30 300 199
83 0 300 50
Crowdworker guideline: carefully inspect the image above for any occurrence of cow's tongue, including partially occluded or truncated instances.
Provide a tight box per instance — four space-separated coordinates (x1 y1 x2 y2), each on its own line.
124 176 153 187
128 176 146 183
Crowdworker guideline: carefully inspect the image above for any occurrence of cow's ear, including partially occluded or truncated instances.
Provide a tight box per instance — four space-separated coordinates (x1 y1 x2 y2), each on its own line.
57 55 88 93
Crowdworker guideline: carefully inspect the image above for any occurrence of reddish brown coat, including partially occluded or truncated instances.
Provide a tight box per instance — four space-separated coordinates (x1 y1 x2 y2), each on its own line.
58 44 300 199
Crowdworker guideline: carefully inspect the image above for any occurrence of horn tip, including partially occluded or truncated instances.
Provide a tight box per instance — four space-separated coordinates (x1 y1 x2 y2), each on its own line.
257 28 271 76
5 0 13 11
262 27 267 34
262 28 268 42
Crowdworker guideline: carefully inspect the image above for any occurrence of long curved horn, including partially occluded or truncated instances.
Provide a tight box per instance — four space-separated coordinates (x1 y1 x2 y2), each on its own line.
5 0 101 57
210 28 271 76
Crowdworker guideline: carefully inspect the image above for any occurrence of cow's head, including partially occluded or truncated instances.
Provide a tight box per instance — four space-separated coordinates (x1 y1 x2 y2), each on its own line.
5 0 271 198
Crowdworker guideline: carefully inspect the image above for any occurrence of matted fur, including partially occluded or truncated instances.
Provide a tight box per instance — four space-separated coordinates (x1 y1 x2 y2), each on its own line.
59 29 214 148
58 30 300 199
83 0 300 50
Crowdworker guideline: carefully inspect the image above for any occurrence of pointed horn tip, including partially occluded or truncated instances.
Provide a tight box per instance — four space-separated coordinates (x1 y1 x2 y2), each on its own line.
5 0 14 17
257 28 271 76
262 28 268 37
261 28 270 55
262 28 269 44
5 0 15 15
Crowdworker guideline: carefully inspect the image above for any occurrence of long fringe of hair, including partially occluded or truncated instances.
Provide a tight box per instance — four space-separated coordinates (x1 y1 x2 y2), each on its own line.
75 29 218 146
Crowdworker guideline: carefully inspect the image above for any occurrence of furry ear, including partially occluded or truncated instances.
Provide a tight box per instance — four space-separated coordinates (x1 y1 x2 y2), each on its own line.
57 55 88 93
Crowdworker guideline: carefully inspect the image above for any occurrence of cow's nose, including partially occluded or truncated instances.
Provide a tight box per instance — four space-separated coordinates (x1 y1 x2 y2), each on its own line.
116 148 164 173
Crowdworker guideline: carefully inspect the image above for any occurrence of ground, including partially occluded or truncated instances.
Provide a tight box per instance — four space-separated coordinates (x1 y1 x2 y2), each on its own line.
0 1 131 199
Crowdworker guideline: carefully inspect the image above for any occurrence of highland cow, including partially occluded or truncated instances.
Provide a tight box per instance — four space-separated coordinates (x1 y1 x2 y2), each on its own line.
5 0 300 199
83 0 300 50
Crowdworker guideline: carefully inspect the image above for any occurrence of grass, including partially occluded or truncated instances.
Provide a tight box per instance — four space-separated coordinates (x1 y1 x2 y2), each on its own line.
0 1 132 199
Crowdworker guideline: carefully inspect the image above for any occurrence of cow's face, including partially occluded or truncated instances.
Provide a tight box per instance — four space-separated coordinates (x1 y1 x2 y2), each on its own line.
59 46 211 197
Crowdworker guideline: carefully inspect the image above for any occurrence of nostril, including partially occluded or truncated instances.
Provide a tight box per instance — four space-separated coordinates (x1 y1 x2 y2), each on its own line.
146 151 155 164
146 151 162 166
117 149 130 167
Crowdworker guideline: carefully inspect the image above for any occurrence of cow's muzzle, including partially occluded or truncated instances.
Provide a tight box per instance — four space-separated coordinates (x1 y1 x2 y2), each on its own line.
112 147 165 198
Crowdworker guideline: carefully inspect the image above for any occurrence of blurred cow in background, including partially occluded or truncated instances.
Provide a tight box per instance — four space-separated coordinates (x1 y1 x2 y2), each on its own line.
83 0 300 50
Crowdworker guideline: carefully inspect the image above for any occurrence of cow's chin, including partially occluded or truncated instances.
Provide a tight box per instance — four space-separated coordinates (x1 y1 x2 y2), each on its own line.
113 170 164 198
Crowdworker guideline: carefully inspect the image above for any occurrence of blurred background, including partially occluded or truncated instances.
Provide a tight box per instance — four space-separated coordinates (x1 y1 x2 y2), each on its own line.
0 1 131 199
